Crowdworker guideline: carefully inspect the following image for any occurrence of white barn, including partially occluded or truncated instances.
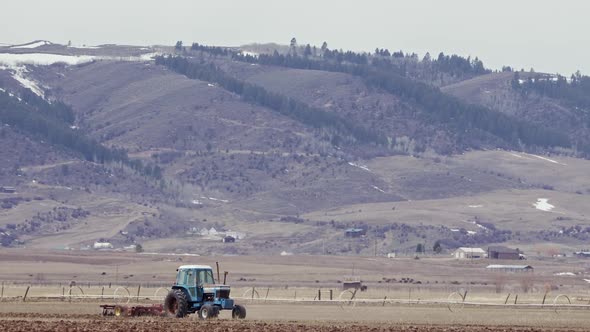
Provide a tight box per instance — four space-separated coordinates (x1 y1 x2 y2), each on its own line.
93 242 113 250
453 247 486 259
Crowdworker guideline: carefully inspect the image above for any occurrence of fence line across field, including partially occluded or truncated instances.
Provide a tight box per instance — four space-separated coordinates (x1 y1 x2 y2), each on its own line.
2 286 589 313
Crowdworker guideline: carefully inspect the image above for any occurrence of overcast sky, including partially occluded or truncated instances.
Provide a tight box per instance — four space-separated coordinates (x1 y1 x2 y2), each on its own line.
1 0 588 75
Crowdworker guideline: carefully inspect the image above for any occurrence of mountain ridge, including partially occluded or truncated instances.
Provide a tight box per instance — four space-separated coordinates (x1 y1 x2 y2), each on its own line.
0 41 589 256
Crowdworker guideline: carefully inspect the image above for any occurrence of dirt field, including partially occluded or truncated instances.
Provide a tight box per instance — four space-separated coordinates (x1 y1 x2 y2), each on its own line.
1 302 590 331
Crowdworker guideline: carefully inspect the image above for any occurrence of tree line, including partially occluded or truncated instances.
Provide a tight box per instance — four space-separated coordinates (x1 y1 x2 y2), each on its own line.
0 90 162 179
511 71 590 155
155 55 387 147
513 71 590 110
232 51 571 150
168 40 575 152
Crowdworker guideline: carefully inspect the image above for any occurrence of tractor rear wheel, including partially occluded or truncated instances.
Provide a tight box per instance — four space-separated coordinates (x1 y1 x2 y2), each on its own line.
164 289 189 318
232 304 246 319
198 304 217 320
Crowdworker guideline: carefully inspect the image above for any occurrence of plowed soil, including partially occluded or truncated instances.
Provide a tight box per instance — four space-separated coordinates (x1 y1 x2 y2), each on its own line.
0 315 585 332
1 304 590 332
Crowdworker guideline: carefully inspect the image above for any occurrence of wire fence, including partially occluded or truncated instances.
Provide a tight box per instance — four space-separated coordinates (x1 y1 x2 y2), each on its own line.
2 282 590 313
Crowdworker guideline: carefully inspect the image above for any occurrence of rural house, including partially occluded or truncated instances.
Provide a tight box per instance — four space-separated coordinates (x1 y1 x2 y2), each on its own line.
487 246 521 260
453 247 486 259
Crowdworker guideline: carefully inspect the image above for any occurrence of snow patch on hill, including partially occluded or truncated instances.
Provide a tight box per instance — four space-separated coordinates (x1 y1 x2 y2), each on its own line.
348 162 370 172
527 153 566 165
10 41 52 49
0 52 163 98
68 44 101 49
507 151 566 166
0 52 162 67
240 51 259 58
534 198 554 212
0 53 95 66
372 185 386 193
11 66 45 98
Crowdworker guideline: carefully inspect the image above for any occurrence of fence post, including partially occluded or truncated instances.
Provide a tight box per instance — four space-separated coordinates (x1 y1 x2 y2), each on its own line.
23 286 30 302
382 296 387 306
137 285 141 300
329 289 333 301
349 289 358 305
264 288 270 302
514 294 518 304
1 282 4 301
542 292 547 305
251 287 255 302
102 286 105 300
318 289 321 301
504 293 511 304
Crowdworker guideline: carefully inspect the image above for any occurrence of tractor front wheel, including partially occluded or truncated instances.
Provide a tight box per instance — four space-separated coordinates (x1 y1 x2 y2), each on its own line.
198 304 218 320
163 289 189 318
232 304 246 319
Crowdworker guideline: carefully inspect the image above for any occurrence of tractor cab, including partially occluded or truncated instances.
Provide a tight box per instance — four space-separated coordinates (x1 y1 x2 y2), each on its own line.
175 265 216 300
164 265 245 320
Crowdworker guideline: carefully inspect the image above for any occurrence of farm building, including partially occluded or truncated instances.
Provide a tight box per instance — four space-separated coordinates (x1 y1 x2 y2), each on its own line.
487 246 521 260
342 275 362 290
0 186 16 193
574 251 590 258
345 228 366 238
222 236 236 243
93 242 113 249
453 247 486 259
486 264 533 273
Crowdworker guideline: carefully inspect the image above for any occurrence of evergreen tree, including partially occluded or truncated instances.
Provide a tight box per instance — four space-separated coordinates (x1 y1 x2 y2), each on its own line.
416 243 424 253
320 41 328 55
290 37 297 56
433 241 442 254
304 44 312 57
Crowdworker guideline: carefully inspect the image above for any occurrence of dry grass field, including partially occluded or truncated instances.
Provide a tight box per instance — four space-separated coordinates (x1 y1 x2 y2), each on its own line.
1 248 590 330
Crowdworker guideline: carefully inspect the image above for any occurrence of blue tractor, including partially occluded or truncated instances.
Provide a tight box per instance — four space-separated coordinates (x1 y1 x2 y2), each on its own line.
163 265 246 320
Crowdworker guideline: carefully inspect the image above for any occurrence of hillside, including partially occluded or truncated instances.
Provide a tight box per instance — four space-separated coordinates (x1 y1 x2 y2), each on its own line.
0 41 589 256
442 72 590 155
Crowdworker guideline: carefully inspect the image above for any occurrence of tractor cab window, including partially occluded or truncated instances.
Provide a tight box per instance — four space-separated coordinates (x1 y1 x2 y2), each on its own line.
186 270 196 287
197 269 215 285
176 269 189 285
